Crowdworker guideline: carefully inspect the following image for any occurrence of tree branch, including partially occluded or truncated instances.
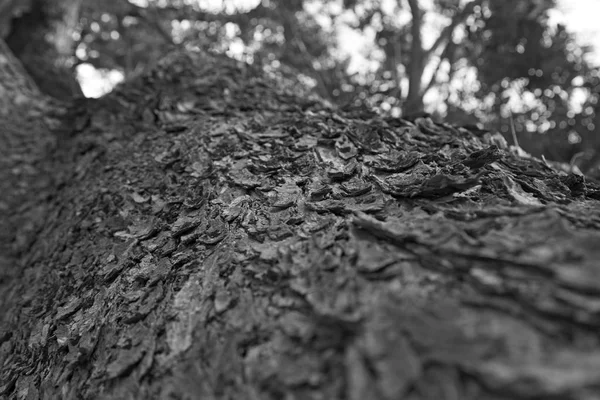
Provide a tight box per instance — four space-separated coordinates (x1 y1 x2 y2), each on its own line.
421 40 455 97
423 0 484 62
421 55 445 97
0 37 40 95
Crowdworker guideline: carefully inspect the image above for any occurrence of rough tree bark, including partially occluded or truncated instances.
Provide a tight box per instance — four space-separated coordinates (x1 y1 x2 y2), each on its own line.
0 38 65 302
3 42 600 400
0 0 84 278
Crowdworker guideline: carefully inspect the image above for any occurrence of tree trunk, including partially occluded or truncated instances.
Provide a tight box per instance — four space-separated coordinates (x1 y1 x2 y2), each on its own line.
403 0 485 116
0 38 64 299
0 0 84 267
2 46 600 400
406 0 425 116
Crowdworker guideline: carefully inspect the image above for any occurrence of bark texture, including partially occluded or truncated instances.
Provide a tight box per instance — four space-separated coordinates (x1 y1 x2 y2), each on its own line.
2 49 600 400
0 38 64 300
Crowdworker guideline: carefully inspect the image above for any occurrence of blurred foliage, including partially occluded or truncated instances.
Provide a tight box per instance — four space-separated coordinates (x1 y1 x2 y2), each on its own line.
459 0 596 164
4 0 600 166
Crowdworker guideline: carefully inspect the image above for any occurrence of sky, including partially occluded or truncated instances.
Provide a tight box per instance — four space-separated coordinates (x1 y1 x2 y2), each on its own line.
554 0 600 64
